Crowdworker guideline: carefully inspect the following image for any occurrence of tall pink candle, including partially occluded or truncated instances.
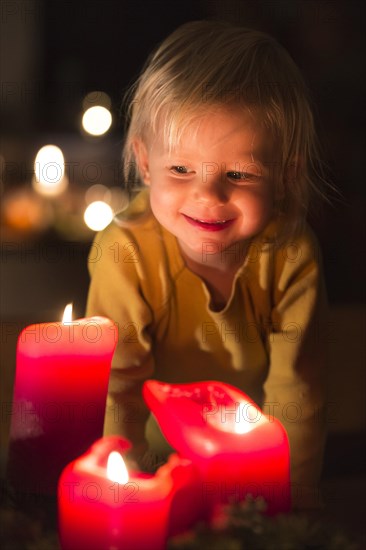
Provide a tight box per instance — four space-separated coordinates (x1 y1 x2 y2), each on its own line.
7 306 117 494
143 380 291 516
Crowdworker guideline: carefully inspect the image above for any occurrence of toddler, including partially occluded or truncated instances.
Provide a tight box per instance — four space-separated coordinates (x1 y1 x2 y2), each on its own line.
86 20 328 509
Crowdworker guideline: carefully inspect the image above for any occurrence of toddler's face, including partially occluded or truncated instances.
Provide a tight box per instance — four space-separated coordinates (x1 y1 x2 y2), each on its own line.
135 106 276 264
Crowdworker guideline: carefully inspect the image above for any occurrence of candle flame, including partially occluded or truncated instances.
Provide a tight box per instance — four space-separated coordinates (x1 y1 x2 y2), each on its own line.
234 402 257 434
62 303 73 324
206 399 267 435
107 451 129 484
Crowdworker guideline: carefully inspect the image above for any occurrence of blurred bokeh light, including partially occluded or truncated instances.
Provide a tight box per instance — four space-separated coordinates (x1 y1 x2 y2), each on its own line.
32 145 68 196
83 200 113 231
82 106 112 136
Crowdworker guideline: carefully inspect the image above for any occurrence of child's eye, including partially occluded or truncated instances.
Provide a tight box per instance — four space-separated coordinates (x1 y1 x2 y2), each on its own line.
170 166 190 174
227 171 258 183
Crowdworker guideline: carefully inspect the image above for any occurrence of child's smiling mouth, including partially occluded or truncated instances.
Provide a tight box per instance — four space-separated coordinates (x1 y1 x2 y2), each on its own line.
182 213 235 232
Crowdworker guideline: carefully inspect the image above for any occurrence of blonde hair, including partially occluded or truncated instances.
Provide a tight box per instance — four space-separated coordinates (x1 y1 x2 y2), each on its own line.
122 20 327 238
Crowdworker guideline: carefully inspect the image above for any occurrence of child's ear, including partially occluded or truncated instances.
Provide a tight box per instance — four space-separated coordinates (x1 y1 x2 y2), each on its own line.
132 139 151 185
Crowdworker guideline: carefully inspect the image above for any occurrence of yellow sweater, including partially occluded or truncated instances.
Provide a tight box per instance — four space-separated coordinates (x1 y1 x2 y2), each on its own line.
86 189 327 507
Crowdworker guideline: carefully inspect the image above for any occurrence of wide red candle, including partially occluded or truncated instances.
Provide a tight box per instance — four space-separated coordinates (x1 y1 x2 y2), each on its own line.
58 436 204 550
143 380 291 516
7 306 117 494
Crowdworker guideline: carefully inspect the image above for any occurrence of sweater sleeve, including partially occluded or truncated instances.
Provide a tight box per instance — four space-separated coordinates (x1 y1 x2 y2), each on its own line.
85 222 154 460
263 230 328 509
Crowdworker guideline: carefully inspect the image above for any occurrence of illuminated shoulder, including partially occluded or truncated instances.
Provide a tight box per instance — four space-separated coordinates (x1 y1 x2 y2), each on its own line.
113 188 152 226
261 218 321 263
93 190 155 245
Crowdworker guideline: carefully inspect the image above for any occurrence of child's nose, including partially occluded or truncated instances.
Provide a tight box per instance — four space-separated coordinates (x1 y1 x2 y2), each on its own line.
193 172 228 205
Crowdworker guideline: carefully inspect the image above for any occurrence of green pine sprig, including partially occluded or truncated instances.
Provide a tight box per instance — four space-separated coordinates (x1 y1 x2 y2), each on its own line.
168 495 361 550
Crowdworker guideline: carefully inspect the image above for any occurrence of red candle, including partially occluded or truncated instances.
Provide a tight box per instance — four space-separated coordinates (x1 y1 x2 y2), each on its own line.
7 305 117 494
143 380 291 515
58 436 204 550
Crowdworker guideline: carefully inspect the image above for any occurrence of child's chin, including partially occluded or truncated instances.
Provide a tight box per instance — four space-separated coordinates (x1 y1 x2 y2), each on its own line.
180 236 228 254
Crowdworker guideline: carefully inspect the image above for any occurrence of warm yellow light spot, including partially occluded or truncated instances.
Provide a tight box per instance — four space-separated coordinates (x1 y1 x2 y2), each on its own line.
107 452 129 484
82 106 112 136
33 145 67 196
84 200 113 231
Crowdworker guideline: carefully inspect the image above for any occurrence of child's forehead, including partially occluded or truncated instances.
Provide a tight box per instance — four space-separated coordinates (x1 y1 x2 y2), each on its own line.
149 105 275 159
